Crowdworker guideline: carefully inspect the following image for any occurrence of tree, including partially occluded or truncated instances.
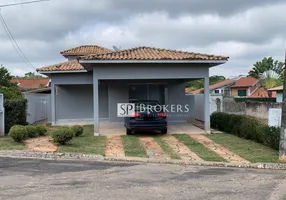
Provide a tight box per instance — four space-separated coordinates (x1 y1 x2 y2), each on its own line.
248 57 284 79
280 54 286 162
260 70 279 98
186 75 226 91
0 65 22 100
24 72 44 79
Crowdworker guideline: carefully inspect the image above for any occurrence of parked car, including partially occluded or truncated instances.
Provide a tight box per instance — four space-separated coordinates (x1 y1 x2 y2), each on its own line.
124 100 167 135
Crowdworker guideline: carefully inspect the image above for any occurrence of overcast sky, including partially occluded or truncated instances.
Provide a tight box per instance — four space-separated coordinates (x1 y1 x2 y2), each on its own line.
0 0 286 78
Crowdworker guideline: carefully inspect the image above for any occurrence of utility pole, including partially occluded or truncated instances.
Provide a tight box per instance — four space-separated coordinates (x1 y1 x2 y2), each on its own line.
280 49 286 162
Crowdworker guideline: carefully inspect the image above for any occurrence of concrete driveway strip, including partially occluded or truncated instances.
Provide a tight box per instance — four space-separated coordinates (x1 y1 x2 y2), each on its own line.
0 157 285 200
105 135 125 157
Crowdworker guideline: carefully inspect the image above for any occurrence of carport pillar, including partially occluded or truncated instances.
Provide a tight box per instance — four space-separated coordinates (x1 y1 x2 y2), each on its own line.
93 73 100 136
204 77 211 133
51 83 56 126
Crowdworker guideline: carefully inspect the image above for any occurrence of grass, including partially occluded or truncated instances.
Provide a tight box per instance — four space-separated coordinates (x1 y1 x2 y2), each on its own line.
121 135 147 158
206 133 279 163
56 125 106 155
0 136 26 150
174 134 226 162
154 136 181 159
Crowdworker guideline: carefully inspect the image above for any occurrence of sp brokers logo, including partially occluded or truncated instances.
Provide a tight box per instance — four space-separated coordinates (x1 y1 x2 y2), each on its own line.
117 103 135 117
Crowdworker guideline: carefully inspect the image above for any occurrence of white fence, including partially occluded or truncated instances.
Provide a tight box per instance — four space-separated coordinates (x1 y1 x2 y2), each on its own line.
0 94 4 136
24 93 51 124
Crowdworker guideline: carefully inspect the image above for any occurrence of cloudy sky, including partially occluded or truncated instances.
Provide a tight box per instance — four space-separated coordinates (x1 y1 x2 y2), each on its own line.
0 0 286 78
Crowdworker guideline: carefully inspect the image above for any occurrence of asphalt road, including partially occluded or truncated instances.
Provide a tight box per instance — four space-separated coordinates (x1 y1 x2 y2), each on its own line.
0 157 286 200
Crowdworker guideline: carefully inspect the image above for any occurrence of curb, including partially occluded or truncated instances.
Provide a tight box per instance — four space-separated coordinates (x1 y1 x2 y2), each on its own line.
0 150 285 170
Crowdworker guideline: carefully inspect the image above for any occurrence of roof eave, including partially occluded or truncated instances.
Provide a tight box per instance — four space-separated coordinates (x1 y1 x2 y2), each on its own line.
37 70 88 75
79 59 228 64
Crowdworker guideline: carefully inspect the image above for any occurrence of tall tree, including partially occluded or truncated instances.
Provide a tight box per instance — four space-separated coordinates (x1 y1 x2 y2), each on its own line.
260 70 279 98
280 54 286 162
248 57 284 79
0 65 21 100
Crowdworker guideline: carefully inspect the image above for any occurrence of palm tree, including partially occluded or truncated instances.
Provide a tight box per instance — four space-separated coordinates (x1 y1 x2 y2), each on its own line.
260 70 279 98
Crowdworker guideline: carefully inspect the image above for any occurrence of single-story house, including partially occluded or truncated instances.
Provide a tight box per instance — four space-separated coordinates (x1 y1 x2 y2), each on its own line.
268 86 283 102
37 45 228 135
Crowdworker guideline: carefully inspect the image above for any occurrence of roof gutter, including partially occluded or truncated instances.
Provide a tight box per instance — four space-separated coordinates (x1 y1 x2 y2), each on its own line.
79 60 227 64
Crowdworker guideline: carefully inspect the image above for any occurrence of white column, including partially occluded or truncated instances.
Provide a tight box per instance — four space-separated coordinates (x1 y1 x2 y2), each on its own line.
51 83 56 126
204 77 211 133
93 71 99 136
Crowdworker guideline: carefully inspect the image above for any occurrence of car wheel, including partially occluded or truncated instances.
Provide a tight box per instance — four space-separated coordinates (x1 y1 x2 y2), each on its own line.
126 128 132 135
161 128 167 134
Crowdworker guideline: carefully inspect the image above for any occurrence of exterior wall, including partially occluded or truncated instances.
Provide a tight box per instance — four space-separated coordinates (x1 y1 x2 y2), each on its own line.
231 87 249 97
223 97 246 115
194 94 205 121
250 82 259 94
277 91 283 102
51 73 93 85
245 102 282 120
91 63 209 80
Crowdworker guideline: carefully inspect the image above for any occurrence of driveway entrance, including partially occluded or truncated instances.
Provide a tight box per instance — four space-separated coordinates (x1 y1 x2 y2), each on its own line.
99 122 204 135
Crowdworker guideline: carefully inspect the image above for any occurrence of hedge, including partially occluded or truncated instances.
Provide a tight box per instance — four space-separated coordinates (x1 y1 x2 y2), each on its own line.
4 99 27 134
210 112 280 150
234 98 276 103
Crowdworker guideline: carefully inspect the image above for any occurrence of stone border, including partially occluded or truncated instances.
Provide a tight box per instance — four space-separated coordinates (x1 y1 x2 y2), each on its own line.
0 150 285 170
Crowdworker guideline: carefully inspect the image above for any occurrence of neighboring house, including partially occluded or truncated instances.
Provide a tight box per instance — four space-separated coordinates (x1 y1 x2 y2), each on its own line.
37 45 228 134
230 77 260 97
186 78 239 95
268 86 283 102
11 78 50 91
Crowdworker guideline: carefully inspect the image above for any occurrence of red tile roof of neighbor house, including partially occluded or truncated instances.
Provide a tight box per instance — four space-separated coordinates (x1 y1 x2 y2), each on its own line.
249 87 277 98
230 77 258 88
11 78 50 88
186 78 237 94
81 46 229 61
60 45 112 56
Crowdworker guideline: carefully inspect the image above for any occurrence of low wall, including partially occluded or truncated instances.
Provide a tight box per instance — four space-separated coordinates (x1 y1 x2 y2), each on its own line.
223 97 246 115
245 102 282 120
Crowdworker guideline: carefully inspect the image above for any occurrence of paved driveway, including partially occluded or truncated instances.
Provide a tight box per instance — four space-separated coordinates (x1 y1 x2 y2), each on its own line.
0 157 285 200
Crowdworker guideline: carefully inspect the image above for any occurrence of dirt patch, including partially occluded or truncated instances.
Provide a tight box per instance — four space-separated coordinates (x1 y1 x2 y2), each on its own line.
139 137 169 160
24 136 58 152
189 134 250 164
161 135 203 161
105 136 125 157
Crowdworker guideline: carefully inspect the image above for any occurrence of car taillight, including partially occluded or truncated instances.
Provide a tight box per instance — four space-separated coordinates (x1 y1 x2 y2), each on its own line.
131 112 140 118
158 112 167 117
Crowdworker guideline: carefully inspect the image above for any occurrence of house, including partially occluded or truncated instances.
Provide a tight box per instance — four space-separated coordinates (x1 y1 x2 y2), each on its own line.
11 78 50 91
186 76 268 98
37 45 228 135
268 86 283 102
186 78 239 95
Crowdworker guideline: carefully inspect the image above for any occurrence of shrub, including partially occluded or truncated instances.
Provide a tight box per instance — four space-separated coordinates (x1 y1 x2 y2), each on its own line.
25 125 38 138
35 125 47 136
8 125 28 142
210 112 280 150
53 128 73 145
234 98 276 103
4 99 27 134
71 125 84 137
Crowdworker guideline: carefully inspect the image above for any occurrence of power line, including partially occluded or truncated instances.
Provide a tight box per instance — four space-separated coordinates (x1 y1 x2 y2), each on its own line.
0 0 50 8
0 11 36 71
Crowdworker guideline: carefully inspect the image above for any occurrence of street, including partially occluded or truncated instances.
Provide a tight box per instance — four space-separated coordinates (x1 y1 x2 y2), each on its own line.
0 157 285 200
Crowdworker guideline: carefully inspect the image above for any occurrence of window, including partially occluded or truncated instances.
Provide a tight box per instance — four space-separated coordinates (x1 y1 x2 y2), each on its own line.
237 90 247 97
214 90 220 94
224 90 230 96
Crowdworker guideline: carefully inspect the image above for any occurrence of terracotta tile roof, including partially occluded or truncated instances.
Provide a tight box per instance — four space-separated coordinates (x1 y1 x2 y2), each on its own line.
81 46 229 61
37 60 84 72
61 45 112 56
249 87 277 98
268 85 283 91
231 77 258 88
11 78 50 88
185 78 236 95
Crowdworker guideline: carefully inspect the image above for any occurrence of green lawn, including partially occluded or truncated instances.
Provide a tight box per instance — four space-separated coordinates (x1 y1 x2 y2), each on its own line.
0 136 26 150
174 134 226 162
121 135 147 158
206 133 279 163
56 125 106 155
154 136 181 159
